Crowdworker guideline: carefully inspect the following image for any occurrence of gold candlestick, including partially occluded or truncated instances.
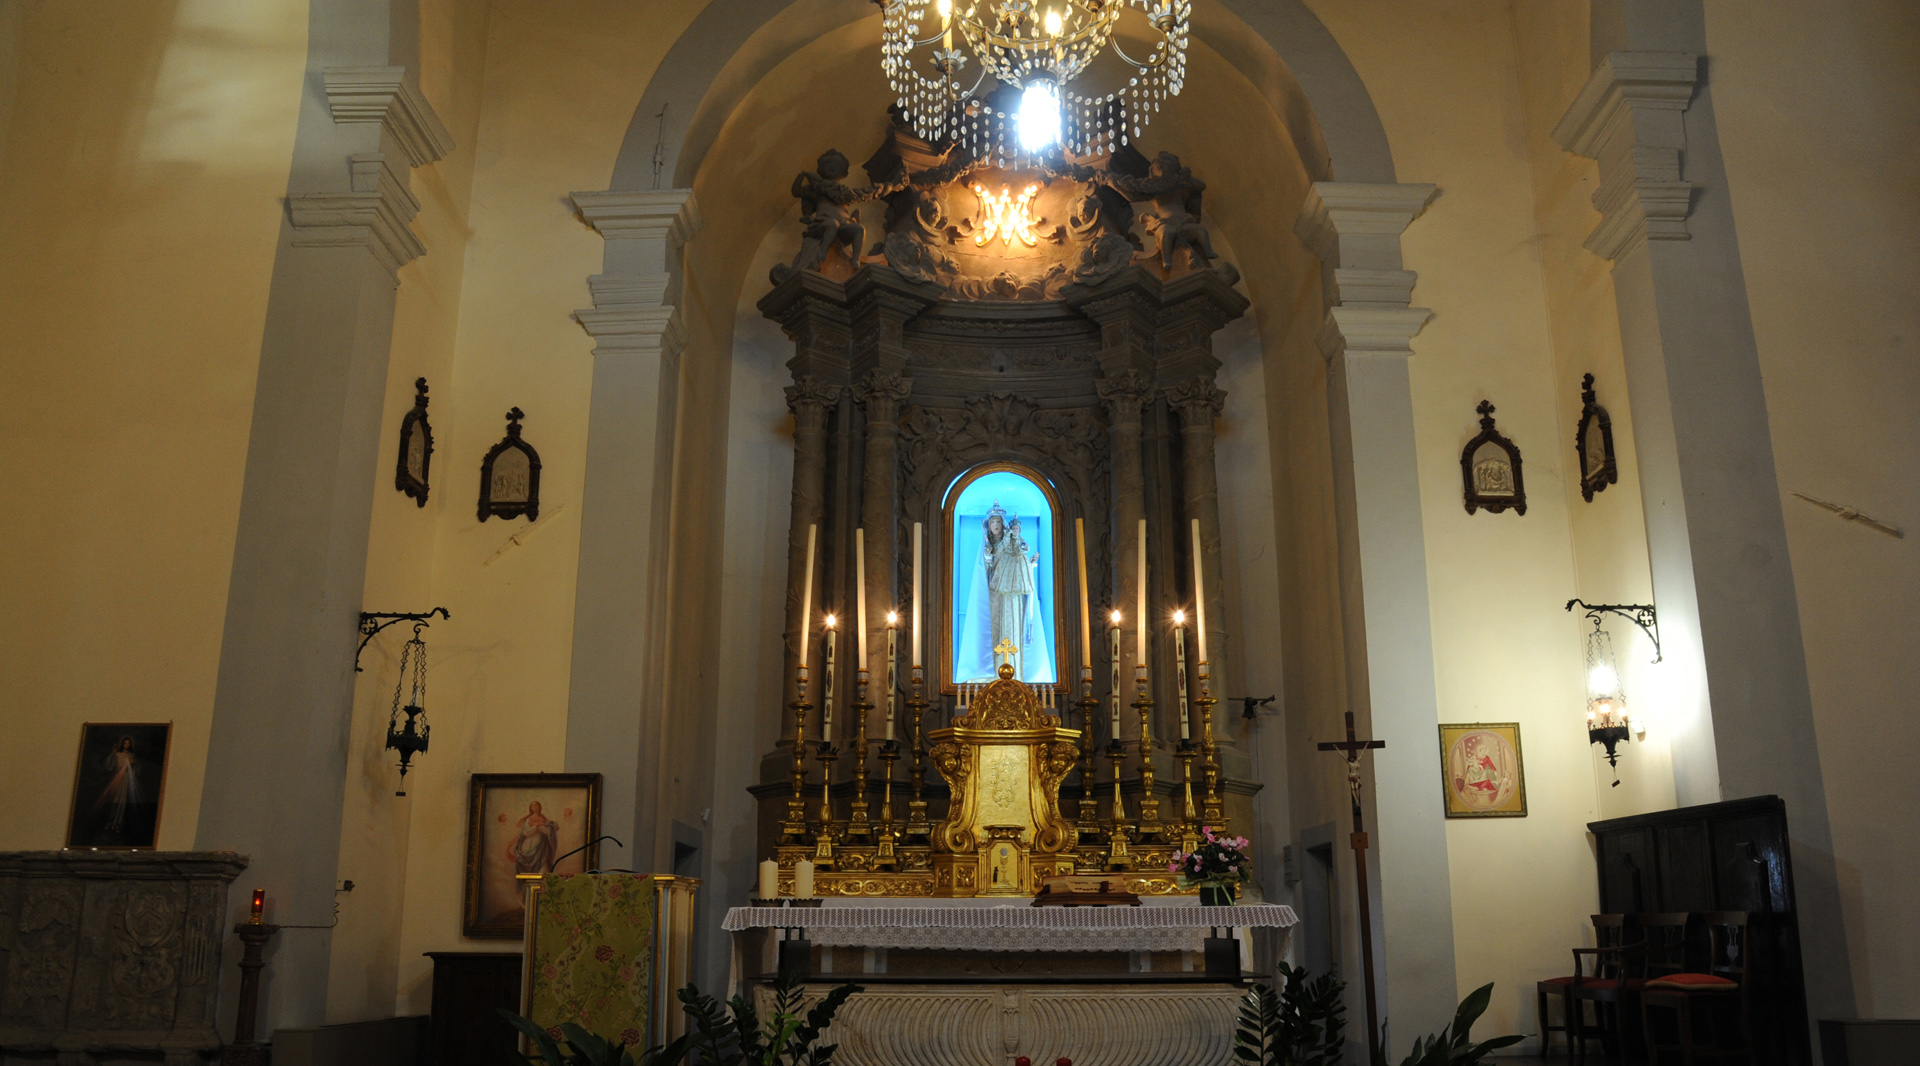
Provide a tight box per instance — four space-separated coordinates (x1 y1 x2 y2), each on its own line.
1176 738 1199 838
877 739 899 868
1133 678 1164 841
905 668 931 839
1074 667 1101 844
1198 663 1226 830
846 669 873 841
813 740 838 866
783 668 812 844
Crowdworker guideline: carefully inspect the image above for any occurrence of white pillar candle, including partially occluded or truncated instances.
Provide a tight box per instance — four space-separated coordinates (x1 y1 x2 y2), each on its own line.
1174 611 1190 740
799 524 817 655
758 859 778 900
794 858 815 899
855 529 869 667
1135 518 1148 668
912 522 923 667
1191 518 1208 666
823 621 836 737
886 616 898 740
1109 615 1122 739
1076 518 1092 675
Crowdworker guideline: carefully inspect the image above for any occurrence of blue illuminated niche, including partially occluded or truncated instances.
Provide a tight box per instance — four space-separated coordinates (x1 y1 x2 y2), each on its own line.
948 466 1058 685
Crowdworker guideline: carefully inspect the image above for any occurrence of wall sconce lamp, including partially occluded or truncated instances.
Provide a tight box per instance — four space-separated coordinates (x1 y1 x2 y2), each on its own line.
385 622 432 796
1567 599 1657 786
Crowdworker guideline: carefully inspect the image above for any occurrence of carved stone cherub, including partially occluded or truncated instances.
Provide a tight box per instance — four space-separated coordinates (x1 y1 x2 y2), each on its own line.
1057 150 1217 272
778 149 902 279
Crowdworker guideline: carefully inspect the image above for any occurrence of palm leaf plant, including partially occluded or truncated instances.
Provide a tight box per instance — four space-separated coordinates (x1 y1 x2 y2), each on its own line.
1232 961 1346 1066
1370 982 1523 1066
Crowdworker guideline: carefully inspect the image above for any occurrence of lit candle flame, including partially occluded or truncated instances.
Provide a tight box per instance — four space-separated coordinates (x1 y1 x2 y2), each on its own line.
1173 609 1185 624
887 611 899 625
1110 609 1122 625
825 614 836 628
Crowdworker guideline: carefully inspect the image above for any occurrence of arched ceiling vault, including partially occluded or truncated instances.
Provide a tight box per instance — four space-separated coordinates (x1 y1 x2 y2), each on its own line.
612 0 1394 194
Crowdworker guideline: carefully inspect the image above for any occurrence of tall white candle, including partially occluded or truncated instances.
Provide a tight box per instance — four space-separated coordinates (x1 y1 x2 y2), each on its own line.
1076 518 1092 675
799 524 817 656
823 619 836 737
1135 518 1148 668
794 858 815 898
912 522 924 668
1174 610 1190 740
886 615 898 740
1191 518 1208 666
758 859 778 900
1109 613 1122 739
855 529 869 667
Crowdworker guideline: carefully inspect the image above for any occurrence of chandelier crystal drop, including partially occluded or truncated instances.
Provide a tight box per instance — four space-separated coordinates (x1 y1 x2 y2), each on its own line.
881 0 1191 162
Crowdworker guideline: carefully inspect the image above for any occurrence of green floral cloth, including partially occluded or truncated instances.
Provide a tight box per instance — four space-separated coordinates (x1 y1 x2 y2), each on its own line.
527 874 657 1049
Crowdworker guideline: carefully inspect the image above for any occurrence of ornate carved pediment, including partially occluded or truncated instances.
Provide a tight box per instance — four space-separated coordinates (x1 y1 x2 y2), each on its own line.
954 665 1050 730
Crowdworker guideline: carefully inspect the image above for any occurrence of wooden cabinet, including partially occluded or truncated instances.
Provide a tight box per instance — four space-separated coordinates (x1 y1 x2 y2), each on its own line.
1589 796 1809 1065
426 951 523 1066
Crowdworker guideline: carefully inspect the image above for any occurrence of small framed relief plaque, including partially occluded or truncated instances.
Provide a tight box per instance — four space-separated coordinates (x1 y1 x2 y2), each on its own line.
65 722 173 849
1437 722 1527 818
395 377 433 506
478 407 541 522
1575 373 1618 502
1460 400 1526 515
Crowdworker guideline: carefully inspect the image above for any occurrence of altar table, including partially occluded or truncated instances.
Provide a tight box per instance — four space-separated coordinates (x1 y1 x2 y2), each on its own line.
725 902 1298 1066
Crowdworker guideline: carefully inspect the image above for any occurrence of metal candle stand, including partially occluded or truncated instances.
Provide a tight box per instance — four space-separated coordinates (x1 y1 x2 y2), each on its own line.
783 669 812 844
220 922 281 1066
846 670 872 842
904 668 931 840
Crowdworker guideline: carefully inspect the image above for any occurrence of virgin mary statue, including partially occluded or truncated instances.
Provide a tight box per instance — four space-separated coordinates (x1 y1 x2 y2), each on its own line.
956 502 1054 682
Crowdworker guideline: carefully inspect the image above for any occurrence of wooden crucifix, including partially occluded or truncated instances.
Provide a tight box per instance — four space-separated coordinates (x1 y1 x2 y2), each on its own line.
1318 710 1387 1062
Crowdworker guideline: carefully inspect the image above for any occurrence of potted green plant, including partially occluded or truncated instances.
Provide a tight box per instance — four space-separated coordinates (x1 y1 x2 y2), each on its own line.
1170 825 1252 905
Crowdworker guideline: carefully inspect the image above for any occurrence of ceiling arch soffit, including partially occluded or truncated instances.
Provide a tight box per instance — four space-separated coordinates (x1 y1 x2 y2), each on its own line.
610 0 1396 194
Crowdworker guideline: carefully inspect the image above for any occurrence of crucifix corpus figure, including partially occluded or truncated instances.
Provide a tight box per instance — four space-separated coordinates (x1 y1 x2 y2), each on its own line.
1318 710 1387 1061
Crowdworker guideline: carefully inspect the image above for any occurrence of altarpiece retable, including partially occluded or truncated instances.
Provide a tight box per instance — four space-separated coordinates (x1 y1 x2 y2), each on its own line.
751 108 1256 897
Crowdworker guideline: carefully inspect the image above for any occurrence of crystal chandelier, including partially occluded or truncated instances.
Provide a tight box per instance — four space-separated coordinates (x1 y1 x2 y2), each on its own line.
881 0 1192 161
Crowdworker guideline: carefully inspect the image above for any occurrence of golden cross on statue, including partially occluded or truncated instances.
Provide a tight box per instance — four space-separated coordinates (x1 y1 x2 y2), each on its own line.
992 638 1018 668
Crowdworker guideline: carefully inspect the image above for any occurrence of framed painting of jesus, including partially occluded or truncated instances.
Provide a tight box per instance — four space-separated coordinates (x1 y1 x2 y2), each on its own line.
65 722 172 849
463 773 601 939
1437 722 1528 818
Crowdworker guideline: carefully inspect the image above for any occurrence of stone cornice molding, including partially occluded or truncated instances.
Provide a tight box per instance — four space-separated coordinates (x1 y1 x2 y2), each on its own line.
1315 307 1436 361
571 189 704 248
287 153 425 278
1553 52 1701 261
322 66 454 168
570 189 702 361
1165 376 1227 425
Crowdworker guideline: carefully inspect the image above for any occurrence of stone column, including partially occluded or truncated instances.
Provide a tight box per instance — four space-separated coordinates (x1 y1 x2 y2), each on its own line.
1165 376 1230 699
1295 180 1458 1039
853 369 913 680
1556 47 1851 1036
1096 368 1155 702
565 188 702 872
782 378 841 705
197 64 450 1032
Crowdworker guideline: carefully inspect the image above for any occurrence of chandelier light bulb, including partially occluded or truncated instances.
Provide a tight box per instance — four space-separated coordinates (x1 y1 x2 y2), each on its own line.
1017 81 1061 151
1044 7 1062 34
937 0 951 17
1586 661 1619 699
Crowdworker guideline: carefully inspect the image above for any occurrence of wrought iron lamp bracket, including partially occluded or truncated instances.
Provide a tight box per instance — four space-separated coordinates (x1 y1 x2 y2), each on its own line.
355 608 451 672
1565 599 1661 663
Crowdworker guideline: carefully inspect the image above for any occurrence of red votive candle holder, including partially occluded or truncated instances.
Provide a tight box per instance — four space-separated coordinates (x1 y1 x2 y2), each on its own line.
250 889 266 924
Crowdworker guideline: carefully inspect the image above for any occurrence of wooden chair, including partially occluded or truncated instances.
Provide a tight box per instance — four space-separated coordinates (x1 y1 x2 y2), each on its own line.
1569 912 1689 1060
1537 914 1632 1057
1642 911 1752 1065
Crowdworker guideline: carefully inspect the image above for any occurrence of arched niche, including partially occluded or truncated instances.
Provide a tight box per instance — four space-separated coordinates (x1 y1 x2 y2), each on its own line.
942 462 1068 689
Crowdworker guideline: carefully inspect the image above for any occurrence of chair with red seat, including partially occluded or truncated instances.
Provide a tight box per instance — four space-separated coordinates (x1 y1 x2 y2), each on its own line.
1537 914 1633 1058
1642 911 1751 1065
1569 912 1690 1060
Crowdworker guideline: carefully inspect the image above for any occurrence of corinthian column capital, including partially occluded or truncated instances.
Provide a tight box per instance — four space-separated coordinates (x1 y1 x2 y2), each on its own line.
1165 376 1227 427
1096 369 1155 423
851 369 913 421
785 377 844 415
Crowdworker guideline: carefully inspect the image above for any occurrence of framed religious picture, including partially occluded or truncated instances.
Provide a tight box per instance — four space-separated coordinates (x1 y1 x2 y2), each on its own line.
395 377 433 506
940 461 1067 690
1437 722 1528 818
65 722 173 849
462 772 601 939
1575 373 1619 502
478 407 541 522
1460 399 1526 515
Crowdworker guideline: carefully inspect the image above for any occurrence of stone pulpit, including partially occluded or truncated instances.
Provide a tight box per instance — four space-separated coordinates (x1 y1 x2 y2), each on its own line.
927 664 1079 896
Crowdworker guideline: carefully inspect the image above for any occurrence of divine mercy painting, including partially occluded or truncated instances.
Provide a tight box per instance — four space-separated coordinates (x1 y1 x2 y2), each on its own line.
463 772 601 939
65 722 172 849
949 465 1058 685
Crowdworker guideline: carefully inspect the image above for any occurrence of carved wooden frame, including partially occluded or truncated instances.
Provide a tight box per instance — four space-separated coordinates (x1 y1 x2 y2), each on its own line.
1460 400 1526 516
478 407 542 522
395 377 433 506
462 772 602 939
1575 373 1619 502
938 460 1071 695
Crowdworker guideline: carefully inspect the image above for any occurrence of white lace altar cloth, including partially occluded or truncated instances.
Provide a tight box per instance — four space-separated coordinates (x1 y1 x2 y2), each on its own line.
721 903 1297 953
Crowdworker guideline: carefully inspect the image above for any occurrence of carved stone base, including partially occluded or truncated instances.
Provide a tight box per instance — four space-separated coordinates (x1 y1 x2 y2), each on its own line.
757 983 1240 1066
